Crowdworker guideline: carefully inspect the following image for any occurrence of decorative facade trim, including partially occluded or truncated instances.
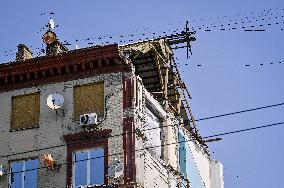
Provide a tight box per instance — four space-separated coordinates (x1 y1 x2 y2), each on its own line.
123 77 134 109
63 129 112 187
122 76 136 187
123 117 135 186
0 44 130 93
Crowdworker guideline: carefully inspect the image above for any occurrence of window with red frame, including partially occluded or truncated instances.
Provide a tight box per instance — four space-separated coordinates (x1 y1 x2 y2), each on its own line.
64 129 111 188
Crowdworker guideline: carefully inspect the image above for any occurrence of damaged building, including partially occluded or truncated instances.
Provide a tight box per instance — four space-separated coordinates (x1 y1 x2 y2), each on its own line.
0 28 224 188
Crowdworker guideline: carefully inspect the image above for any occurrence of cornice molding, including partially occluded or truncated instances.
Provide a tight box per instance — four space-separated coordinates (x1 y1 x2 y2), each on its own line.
0 44 127 92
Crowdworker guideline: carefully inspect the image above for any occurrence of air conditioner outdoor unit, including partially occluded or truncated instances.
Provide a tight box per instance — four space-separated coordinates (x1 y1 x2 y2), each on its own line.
80 113 98 126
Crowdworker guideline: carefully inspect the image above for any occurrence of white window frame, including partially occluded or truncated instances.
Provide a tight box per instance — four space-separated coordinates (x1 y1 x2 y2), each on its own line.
9 159 38 188
72 147 104 188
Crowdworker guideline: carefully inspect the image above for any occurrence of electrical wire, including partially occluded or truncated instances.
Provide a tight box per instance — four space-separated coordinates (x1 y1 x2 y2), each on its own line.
194 102 284 122
0 101 283 159
1 120 284 176
190 60 283 68
2 8 284 61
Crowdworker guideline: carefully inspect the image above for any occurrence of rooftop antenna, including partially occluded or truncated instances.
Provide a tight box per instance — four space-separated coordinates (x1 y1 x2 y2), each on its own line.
49 18 55 30
204 137 222 143
39 12 56 31
42 16 57 44
167 20 196 59
185 21 190 59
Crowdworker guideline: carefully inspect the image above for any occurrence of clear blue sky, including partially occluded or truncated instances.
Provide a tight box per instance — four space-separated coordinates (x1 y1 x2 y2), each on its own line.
1 1 284 187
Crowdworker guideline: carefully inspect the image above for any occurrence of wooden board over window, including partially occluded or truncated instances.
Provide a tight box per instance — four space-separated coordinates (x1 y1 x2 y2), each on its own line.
11 92 40 130
74 82 104 119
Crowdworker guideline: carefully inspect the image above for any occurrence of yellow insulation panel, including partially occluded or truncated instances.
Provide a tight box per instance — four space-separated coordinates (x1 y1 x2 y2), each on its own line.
11 92 40 130
74 82 104 119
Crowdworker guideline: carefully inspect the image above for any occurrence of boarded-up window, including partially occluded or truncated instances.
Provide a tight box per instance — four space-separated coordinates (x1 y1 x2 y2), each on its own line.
74 82 104 119
11 93 40 130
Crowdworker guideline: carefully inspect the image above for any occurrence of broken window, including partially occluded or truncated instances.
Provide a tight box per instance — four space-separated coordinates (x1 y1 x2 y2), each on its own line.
73 82 104 120
73 148 105 187
11 93 40 130
9 159 38 188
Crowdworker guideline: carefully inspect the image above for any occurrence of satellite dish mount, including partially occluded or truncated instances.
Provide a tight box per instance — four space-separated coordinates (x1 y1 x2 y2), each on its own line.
47 93 64 110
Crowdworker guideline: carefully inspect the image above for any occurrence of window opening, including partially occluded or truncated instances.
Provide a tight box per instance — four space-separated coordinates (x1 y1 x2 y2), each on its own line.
73 147 105 187
9 159 38 188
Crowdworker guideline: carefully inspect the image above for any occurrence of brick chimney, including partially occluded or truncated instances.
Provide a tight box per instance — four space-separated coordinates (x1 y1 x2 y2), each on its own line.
16 44 33 61
46 40 68 56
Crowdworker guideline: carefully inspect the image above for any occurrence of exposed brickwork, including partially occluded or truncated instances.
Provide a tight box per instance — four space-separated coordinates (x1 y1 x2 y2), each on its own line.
16 44 33 61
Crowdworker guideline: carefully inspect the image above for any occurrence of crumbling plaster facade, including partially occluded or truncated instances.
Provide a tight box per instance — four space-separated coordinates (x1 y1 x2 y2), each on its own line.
0 71 125 188
0 39 224 188
133 76 188 187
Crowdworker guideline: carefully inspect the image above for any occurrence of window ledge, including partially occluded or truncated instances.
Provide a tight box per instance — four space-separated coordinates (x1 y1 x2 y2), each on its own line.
10 125 39 132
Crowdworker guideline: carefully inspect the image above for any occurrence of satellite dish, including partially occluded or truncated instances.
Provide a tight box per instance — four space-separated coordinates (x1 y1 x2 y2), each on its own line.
108 159 124 178
43 153 57 170
42 31 57 44
47 93 64 110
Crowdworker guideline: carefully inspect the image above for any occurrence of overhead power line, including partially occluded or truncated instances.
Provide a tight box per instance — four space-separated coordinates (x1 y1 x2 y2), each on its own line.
1 120 284 176
190 60 283 68
0 101 283 159
194 102 284 122
203 121 284 138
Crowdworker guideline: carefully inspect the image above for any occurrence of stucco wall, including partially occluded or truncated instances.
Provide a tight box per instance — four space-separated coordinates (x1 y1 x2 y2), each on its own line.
210 160 224 188
0 72 124 188
134 78 181 188
187 141 211 188
179 128 211 188
143 150 169 188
